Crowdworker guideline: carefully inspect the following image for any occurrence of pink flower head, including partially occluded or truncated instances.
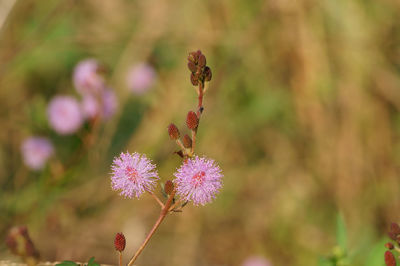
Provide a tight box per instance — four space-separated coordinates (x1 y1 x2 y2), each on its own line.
111 152 159 198
21 137 54 170
47 96 83 135
242 256 272 266
126 63 156 95
173 156 223 206
81 89 117 120
73 59 105 95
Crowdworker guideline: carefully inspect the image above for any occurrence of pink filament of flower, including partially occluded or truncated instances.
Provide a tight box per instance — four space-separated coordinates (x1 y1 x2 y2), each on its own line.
126 166 139 183
191 171 205 187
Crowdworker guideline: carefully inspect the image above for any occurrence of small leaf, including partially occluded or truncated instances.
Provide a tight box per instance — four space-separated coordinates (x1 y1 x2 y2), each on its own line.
56 261 79 266
87 257 100 266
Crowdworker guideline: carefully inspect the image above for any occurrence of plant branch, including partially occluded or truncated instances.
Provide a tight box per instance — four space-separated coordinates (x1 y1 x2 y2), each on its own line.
191 81 204 155
147 190 164 209
127 190 176 266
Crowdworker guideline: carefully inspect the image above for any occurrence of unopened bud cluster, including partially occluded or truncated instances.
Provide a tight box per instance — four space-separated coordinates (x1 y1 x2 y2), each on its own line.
187 50 212 86
385 222 400 266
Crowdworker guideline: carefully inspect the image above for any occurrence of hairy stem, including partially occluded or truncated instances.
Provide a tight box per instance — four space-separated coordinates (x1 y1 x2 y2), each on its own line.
127 190 176 266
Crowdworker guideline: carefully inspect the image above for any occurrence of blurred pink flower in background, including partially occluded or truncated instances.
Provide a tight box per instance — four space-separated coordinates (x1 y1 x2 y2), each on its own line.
47 96 83 135
21 137 54 170
73 59 105 95
81 89 117 120
126 63 156 94
242 256 272 266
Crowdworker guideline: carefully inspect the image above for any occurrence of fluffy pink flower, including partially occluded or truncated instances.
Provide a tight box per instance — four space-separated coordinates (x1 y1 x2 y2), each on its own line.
21 137 54 170
242 256 271 266
47 96 83 135
126 63 156 94
173 156 223 206
111 152 159 198
73 59 105 95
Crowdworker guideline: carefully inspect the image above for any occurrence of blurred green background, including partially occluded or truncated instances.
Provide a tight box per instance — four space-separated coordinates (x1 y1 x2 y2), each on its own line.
1 0 400 265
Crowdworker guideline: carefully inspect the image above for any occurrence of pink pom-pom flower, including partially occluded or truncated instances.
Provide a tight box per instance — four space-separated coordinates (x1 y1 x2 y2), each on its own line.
111 152 159 198
173 156 223 206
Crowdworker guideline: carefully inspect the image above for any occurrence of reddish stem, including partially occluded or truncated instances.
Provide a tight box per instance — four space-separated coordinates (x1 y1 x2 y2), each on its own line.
127 190 176 266
191 81 204 154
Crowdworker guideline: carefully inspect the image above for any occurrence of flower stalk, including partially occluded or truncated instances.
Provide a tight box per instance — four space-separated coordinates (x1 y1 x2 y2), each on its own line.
127 190 176 266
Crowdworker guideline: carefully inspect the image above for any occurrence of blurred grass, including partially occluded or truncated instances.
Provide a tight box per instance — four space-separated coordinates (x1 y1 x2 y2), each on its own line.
1 0 400 265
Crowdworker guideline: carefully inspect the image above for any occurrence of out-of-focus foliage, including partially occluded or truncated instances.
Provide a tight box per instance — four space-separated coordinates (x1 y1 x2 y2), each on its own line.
0 0 400 265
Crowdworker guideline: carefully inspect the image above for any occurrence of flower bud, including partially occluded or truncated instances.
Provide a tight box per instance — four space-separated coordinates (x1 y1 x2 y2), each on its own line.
391 223 400 235
164 180 174 195
114 232 126 252
186 111 199 129
198 54 206 68
183 134 192 148
168 123 180 140
190 73 199 86
188 61 197 73
204 66 212 81
385 242 394 250
385 250 396 266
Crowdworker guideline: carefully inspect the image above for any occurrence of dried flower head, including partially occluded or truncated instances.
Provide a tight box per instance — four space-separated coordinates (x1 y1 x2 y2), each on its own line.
186 111 199 130
47 96 83 135
111 152 159 198
173 156 223 206
21 137 54 170
168 123 180 140
114 233 126 252
73 59 105 95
